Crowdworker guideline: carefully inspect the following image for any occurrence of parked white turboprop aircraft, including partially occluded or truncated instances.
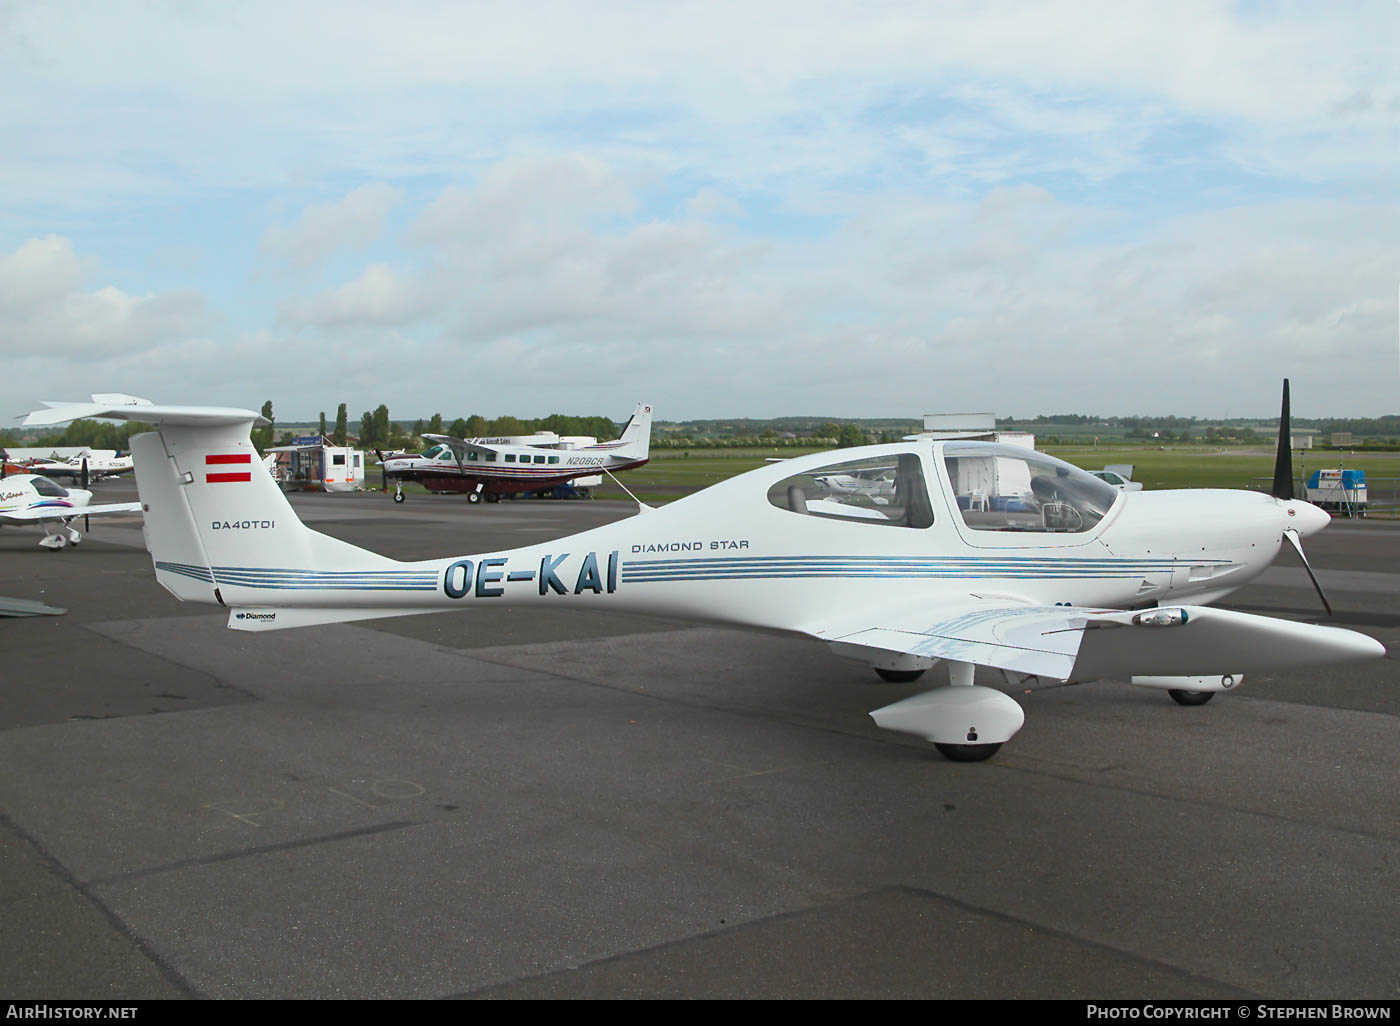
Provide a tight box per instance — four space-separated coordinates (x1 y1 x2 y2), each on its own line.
23 392 1385 760
0 473 142 549
380 403 652 503
26 450 135 481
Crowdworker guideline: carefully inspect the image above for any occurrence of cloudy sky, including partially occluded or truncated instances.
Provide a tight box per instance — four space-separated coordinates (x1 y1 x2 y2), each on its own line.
1 1 1396 424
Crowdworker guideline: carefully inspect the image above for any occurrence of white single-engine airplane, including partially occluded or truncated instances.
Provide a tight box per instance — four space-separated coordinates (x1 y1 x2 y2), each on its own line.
26 450 135 481
381 403 652 504
23 392 1385 761
0 473 142 549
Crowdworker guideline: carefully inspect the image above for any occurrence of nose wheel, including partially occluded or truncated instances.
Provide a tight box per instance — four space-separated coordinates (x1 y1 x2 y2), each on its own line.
934 742 1002 762
1168 689 1215 706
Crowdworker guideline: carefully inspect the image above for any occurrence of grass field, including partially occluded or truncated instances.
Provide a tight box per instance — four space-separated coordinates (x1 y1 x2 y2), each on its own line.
373 444 1400 512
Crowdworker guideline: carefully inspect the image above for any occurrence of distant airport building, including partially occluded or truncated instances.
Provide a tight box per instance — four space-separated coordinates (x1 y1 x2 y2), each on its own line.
905 413 1035 449
1270 429 1316 450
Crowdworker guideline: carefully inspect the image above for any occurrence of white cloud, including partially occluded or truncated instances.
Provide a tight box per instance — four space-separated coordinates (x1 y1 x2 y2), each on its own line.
278 262 428 330
2 5 1396 421
2 2 1394 203
0 236 211 362
0 235 85 310
258 183 405 273
251 174 1398 419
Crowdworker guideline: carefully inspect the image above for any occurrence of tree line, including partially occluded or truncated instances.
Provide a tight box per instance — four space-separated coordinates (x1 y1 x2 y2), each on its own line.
6 403 1397 454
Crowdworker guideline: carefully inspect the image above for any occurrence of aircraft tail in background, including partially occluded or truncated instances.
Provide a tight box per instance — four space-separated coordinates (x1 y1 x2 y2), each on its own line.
596 403 652 462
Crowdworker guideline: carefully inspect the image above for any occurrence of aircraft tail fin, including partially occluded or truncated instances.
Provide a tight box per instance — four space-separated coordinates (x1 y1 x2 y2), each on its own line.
608 403 653 460
27 400 409 611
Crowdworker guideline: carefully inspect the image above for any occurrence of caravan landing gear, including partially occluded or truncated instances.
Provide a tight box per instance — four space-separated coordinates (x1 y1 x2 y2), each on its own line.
393 484 405 504
467 491 482 504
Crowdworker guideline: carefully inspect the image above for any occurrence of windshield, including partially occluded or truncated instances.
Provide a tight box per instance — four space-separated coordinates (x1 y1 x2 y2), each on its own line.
30 477 69 497
943 444 1118 533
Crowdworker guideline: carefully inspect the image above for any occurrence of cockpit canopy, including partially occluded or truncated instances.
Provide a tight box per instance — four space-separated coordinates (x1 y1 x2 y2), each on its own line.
767 453 935 528
765 444 1119 534
943 443 1119 532
29 476 70 498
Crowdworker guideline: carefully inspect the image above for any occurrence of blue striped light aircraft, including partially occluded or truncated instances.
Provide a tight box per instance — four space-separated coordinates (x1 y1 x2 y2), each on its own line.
23 393 1384 761
0 473 141 549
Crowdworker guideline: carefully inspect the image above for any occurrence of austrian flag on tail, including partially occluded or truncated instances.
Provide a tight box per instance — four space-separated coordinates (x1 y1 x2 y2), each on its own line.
205 453 252 483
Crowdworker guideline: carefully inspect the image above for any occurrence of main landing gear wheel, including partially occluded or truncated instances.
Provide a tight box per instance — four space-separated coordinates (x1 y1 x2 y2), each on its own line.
393 491 405 504
934 742 1002 762
1168 689 1215 706
466 491 482 504
485 492 501 503
874 667 926 683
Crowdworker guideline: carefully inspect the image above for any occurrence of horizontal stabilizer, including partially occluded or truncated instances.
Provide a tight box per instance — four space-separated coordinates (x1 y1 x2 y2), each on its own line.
24 396 267 429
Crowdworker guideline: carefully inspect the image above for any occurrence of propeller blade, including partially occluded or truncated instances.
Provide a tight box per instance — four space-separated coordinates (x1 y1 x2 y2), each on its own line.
1283 527 1332 616
1271 379 1293 500
81 457 89 491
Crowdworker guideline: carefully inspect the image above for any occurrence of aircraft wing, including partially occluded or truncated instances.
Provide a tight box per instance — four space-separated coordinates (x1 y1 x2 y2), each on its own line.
0 502 142 523
816 597 1384 682
423 434 498 459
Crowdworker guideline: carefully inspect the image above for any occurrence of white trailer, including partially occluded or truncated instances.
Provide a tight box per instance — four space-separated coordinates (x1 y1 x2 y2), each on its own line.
266 436 366 493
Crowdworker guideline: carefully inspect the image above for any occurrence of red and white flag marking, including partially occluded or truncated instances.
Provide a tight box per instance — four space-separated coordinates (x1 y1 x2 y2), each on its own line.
205 453 251 483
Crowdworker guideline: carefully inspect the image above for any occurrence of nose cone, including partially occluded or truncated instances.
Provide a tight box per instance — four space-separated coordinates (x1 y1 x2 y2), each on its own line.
1281 499 1330 538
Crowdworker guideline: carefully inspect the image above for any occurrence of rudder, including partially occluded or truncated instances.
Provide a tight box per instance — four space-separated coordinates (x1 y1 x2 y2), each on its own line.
613 403 653 459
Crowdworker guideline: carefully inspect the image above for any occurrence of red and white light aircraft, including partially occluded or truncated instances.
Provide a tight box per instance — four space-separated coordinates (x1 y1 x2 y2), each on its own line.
380 403 652 503
23 393 1384 761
